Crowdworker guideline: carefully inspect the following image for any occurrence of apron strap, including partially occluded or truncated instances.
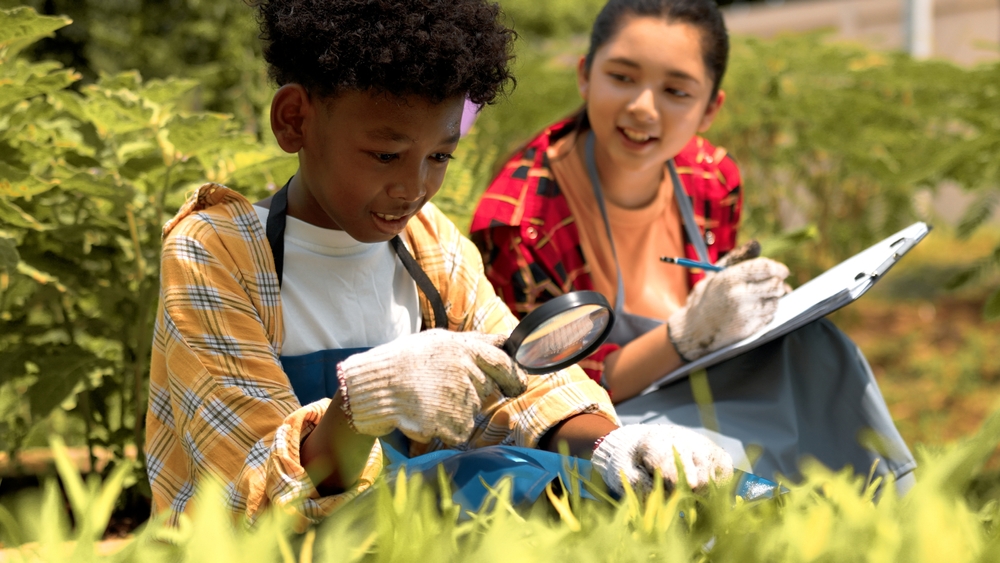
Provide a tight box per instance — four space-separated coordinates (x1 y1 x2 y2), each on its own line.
390 236 448 329
265 178 291 287
264 178 447 329
583 132 713 316
668 160 712 264
584 132 627 318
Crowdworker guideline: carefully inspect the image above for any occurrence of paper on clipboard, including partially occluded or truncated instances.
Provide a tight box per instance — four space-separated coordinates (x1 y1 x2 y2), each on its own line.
640 221 932 396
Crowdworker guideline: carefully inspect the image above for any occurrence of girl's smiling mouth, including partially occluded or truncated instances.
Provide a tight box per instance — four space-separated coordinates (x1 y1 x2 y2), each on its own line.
618 126 658 147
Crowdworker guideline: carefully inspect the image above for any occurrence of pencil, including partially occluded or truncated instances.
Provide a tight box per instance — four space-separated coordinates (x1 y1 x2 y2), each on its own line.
659 256 725 272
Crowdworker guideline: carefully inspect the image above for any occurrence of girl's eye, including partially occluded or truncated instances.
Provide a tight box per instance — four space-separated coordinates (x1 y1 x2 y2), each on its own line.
609 73 632 83
666 88 690 98
372 153 398 163
430 153 454 163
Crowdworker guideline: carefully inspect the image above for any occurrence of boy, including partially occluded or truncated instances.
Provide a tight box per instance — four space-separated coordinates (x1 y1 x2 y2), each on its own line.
146 0 732 528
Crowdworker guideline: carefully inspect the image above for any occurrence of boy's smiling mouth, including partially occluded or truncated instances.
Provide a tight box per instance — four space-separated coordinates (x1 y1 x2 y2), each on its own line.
374 211 407 221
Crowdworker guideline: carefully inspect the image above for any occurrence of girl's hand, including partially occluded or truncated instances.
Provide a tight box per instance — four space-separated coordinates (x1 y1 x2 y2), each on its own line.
667 242 790 361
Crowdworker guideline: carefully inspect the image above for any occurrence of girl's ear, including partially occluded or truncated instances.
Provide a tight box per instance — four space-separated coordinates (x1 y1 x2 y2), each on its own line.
576 56 591 101
270 84 312 154
697 89 726 133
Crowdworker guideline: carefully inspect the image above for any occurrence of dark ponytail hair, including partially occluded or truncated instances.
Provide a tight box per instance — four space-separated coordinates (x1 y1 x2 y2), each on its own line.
566 0 729 135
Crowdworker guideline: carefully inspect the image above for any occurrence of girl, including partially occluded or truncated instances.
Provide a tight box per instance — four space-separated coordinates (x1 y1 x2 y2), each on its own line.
471 0 916 488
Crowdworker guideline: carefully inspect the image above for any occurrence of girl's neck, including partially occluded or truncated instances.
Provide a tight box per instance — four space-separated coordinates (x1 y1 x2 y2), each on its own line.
578 132 663 210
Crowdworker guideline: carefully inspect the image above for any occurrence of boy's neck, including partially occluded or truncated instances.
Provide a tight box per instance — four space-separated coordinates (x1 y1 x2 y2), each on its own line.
577 136 662 210
285 173 343 230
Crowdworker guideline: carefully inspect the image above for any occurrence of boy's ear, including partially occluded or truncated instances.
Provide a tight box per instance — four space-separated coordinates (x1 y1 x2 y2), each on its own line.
270 84 312 154
697 90 726 133
576 56 590 101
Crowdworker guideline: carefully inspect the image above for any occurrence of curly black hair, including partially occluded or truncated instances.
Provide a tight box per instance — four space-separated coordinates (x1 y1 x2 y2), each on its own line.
249 0 515 105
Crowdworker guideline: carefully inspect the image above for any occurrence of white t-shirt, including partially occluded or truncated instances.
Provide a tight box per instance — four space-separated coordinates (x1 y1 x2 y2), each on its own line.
254 206 420 357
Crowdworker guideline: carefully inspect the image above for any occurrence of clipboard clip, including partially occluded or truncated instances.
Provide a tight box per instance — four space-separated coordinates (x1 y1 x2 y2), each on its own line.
864 236 917 280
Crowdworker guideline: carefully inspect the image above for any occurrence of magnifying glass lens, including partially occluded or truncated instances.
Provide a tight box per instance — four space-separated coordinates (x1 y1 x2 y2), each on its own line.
514 305 611 370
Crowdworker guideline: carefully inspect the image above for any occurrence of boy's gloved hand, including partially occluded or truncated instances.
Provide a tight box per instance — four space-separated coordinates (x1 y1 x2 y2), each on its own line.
336 329 528 446
667 241 789 361
592 424 733 497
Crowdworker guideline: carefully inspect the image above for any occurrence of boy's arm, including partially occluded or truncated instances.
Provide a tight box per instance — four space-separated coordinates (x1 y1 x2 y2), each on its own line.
299 391 377 495
149 208 382 528
538 413 619 458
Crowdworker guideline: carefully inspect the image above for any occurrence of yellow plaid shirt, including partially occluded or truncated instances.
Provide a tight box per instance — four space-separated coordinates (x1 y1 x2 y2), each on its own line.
145 183 618 528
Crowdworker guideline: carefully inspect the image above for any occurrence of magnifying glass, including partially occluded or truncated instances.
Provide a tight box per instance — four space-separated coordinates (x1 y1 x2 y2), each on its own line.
503 291 616 374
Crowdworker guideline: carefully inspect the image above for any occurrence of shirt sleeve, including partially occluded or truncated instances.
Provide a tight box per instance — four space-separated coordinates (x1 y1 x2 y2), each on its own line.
145 210 382 530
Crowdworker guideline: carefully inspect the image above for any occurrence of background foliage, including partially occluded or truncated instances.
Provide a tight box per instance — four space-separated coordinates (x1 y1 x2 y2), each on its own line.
0 6 295 492
0 0 999 541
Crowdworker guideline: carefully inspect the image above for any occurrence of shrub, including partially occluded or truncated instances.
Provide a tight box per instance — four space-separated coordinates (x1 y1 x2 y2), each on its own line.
0 7 295 483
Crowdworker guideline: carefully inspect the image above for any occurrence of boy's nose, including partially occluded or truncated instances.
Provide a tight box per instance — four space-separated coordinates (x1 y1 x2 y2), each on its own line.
388 165 428 202
627 88 658 122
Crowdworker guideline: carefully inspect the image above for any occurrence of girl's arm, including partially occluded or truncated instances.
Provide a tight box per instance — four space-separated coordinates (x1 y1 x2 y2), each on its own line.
601 324 682 402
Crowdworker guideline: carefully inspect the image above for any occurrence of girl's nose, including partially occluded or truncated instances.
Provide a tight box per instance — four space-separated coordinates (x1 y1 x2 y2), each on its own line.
627 88 657 122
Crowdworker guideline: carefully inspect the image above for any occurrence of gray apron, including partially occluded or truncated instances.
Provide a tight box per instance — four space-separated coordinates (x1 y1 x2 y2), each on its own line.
582 133 916 487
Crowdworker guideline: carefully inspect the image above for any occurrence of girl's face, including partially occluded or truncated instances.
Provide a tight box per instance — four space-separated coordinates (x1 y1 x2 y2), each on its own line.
578 16 724 175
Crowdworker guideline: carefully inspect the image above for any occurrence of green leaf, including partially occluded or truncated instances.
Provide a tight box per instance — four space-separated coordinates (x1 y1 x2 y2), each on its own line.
15 261 67 292
0 197 44 230
0 7 71 60
166 113 244 158
0 60 80 111
79 83 154 137
59 171 130 201
985 288 1000 322
0 162 58 199
0 236 18 271
140 77 200 107
24 345 94 416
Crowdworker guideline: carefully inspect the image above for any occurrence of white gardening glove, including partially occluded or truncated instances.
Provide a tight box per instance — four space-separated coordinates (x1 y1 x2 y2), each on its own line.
336 329 528 446
592 424 733 497
667 241 789 361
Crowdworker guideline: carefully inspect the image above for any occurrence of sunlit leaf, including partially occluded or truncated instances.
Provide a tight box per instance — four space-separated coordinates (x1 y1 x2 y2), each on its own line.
0 7 71 59
0 161 58 199
140 77 200 106
79 83 154 137
0 197 44 230
15 261 67 292
166 113 245 158
0 60 80 110
59 171 130 201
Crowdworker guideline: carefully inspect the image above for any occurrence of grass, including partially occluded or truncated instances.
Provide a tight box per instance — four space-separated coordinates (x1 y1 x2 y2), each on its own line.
1 410 1000 561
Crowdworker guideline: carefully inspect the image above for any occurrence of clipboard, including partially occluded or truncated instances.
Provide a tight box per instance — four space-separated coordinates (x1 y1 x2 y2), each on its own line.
640 221 932 396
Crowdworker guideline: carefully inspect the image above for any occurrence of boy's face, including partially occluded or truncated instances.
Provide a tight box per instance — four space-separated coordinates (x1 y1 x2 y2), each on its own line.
283 89 464 242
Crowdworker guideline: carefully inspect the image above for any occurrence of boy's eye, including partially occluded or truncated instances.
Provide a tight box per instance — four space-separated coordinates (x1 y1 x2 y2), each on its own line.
666 88 690 98
609 73 632 83
372 152 398 163
430 153 454 163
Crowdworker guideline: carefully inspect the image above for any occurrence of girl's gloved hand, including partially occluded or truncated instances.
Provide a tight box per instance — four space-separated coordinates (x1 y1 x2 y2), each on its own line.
667 241 790 362
592 424 733 497
336 329 528 446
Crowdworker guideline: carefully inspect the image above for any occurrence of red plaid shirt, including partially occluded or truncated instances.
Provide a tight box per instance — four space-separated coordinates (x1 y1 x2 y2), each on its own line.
470 120 743 385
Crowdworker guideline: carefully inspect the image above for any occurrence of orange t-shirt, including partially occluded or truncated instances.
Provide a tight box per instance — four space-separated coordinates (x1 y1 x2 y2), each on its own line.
548 131 689 321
